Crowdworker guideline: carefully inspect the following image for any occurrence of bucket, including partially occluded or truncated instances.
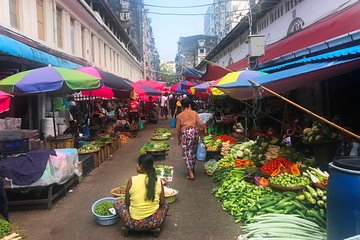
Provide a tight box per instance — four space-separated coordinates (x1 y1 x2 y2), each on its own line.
170 118 176 128
327 157 360 240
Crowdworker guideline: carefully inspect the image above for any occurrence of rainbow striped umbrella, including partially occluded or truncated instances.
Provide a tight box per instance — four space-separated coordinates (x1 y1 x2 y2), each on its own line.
0 66 101 95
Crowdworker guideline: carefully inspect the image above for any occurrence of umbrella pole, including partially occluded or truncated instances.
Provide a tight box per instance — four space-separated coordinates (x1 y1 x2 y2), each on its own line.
51 97 58 148
248 79 360 141
245 102 248 139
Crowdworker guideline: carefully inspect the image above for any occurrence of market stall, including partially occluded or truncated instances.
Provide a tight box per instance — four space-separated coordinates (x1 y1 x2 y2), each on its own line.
203 133 329 239
1 148 81 209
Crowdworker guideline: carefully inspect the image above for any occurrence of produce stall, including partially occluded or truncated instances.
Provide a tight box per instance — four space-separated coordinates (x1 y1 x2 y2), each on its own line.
139 141 170 161
204 133 329 239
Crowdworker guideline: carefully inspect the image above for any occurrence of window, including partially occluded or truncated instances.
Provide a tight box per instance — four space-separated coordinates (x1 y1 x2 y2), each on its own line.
9 0 19 29
56 7 63 48
36 0 45 40
198 48 206 55
286 1 290 11
81 27 86 58
70 18 75 54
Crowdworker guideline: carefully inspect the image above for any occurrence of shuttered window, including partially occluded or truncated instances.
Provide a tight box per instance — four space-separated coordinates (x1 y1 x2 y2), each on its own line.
37 0 45 40
9 0 19 29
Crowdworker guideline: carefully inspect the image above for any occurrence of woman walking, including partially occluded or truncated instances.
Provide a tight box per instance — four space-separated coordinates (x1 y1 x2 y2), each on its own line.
176 97 204 180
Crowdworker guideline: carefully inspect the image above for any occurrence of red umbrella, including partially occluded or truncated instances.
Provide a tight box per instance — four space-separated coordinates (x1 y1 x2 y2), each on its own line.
0 91 12 113
170 83 181 93
133 80 166 91
131 84 161 97
181 80 197 89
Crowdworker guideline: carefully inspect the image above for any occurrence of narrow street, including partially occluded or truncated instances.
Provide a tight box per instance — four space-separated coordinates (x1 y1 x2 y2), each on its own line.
9 120 241 240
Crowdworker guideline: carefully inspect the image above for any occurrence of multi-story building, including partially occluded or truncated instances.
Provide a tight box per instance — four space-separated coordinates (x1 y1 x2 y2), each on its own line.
107 0 160 80
198 0 360 132
205 0 249 42
175 35 217 79
0 0 143 128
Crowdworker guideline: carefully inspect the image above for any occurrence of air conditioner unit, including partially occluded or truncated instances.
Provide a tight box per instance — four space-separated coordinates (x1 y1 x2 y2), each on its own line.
248 34 265 57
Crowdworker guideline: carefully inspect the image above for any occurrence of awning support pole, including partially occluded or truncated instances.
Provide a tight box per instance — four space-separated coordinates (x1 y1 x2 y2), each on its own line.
248 79 360 141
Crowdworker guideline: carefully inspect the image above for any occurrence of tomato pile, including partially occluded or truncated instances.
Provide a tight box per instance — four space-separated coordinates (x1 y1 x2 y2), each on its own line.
214 135 237 144
260 157 293 175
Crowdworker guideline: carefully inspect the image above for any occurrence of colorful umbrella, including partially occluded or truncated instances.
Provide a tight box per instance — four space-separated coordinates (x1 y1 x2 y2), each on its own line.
131 84 161 97
180 80 197 90
0 66 101 95
76 67 133 91
0 91 12 113
170 83 181 93
190 80 224 97
215 70 269 100
132 80 166 91
215 70 268 88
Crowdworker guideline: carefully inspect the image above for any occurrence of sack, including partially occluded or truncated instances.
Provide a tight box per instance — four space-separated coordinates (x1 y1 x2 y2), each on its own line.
138 119 144 130
196 140 207 161
170 118 176 128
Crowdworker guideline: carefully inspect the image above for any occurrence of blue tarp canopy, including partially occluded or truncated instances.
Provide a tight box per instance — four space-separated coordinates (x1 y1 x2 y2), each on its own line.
217 52 360 100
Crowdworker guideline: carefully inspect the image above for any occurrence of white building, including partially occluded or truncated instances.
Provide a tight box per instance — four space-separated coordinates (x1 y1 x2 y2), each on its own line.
0 0 143 82
0 0 144 129
205 0 249 42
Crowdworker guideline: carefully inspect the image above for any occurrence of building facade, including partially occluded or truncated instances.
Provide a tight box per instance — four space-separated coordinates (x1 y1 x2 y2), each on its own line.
107 0 160 80
175 35 217 79
0 0 145 128
204 0 250 42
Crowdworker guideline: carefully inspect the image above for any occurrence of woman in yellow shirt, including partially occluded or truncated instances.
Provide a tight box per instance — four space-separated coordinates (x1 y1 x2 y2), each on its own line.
114 154 168 233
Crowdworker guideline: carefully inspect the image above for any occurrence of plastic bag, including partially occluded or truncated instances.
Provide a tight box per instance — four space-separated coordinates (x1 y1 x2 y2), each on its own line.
196 140 207 161
204 159 219 175
170 118 176 128
138 119 144 130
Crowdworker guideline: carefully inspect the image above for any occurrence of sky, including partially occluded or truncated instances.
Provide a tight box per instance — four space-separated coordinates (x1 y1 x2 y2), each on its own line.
145 0 213 61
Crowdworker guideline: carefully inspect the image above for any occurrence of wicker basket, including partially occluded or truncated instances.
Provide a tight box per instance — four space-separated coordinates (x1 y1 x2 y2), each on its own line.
111 186 126 197
45 137 74 149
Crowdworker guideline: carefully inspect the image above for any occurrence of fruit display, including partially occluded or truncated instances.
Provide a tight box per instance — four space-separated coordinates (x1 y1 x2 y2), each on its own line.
214 135 237 144
77 144 100 154
269 173 311 188
139 141 169 154
221 141 231 156
302 121 340 143
204 135 222 151
119 134 129 144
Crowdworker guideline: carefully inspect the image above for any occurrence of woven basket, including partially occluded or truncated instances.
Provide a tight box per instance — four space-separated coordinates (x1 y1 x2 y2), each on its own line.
45 137 74 149
111 185 126 197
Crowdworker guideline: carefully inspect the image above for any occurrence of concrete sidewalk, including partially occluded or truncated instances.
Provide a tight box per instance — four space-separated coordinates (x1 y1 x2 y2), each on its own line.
9 120 241 240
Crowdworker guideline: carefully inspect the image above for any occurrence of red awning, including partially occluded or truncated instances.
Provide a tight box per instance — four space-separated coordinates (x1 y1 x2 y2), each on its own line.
228 2 360 71
201 63 233 81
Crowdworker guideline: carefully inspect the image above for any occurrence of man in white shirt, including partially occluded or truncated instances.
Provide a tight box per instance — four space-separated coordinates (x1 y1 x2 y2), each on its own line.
160 93 169 120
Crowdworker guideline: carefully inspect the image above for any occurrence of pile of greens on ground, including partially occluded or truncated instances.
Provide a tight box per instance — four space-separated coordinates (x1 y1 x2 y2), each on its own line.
0 219 11 238
139 141 169 154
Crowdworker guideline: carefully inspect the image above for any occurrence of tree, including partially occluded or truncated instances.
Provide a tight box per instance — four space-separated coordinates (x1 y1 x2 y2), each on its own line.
160 62 177 86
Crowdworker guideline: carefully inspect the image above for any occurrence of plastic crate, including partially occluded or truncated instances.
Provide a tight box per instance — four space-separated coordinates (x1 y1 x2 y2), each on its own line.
0 139 29 156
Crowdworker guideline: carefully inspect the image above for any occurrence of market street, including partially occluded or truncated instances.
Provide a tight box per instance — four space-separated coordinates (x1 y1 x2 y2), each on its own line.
8 120 241 240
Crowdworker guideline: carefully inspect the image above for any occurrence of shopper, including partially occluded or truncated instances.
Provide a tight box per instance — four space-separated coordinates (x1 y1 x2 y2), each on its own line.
174 95 183 117
168 94 177 118
160 93 169 120
114 154 169 231
176 97 204 180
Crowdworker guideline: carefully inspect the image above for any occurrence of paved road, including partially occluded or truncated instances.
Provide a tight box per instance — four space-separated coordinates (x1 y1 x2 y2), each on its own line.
9 120 241 239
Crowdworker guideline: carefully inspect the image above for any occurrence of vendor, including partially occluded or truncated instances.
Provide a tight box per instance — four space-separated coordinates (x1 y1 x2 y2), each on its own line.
113 154 168 232
63 120 79 138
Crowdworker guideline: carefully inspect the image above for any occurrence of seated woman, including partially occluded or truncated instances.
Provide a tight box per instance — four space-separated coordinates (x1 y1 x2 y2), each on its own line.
114 154 169 233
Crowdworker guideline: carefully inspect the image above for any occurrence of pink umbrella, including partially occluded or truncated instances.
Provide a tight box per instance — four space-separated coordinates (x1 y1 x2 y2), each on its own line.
133 80 166 91
0 91 12 113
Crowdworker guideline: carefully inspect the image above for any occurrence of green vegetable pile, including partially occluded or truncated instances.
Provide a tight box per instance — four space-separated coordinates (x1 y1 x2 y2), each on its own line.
139 141 169 154
240 214 326 240
0 219 11 238
302 120 340 143
77 143 100 153
269 173 311 188
95 201 114 216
